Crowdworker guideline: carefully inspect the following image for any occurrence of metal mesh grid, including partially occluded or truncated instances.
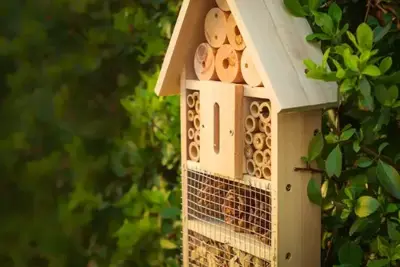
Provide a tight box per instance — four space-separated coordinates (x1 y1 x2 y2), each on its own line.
244 98 272 180
186 167 272 260
187 90 201 162
188 230 270 267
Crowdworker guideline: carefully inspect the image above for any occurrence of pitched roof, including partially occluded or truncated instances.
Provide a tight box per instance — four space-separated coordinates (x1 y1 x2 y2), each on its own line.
154 0 338 112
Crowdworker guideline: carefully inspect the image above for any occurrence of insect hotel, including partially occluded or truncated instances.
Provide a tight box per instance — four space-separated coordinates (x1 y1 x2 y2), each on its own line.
154 0 337 266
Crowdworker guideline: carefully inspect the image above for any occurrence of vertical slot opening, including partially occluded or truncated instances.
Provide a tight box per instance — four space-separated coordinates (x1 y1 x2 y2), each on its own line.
214 102 220 154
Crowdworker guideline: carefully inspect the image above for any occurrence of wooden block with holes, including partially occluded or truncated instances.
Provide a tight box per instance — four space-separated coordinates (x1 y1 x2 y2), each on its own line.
153 0 338 267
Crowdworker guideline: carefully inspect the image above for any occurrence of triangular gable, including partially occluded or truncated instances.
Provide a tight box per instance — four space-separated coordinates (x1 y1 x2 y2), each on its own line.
154 0 338 112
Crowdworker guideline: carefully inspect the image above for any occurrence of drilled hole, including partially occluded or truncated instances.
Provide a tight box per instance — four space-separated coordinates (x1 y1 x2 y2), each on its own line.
286 184 292 192
261 106 270 120
262 166 271 177
245 63 249 68
214 13 218 19
285 253 292 260
265 125 271 134
223 58 229 69
247 160 255 174
313 129 319 136
214 35 218 40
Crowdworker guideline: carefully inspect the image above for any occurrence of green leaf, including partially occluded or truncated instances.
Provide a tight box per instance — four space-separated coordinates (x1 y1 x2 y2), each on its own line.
367 259 390 267
357 23 374 51
350 217 371 236
386 203 399 213
346 31 361 52
388 220 400 241
343 48 359 72
353 140 361 152
306 33 332 41
362 65 381 77
284 0 307 17
340 128 356 141
338 241 363 266
160 207 181 219
328 2 342 25
160 239 178 250
377 236 390 257
373 22 392 43
378 142 389 154
307 177 322 205
355 196 380 218
321 180 329 198
313 11 334 35
308 131 324 161
379 57 392 74
356 157 373 168
308 0 319 11
340 78 356 93
325 145 342 178
376 160 400 200
304 59 318 70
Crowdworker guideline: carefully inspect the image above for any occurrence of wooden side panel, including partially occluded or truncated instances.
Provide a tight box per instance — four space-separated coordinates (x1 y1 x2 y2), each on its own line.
180 70 189 267
226 0 338 112
155 0 215 96
272 110 322 267
200 84 244 179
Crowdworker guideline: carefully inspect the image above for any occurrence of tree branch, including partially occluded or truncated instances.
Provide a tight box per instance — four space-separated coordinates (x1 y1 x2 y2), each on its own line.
361 146 400 170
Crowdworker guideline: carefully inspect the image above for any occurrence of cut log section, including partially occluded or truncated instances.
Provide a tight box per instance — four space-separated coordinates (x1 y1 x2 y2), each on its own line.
188 128 195 140
262 165 271 180
253 150 264 167
226 14 246 51
246 159 256 176
188 110 195 122
194 43 218 81
245 116 256 132
244 131 253 145
204 8 228 48
249 101 260 118
187 94 196 108
194 115 201 130
253 133 266 150
244 145 254 159
216 0 230 12
189 142 200 162
195 100 200 114
194 131 200 145
259 102 271 123
241 48 263 87
215 44 244 83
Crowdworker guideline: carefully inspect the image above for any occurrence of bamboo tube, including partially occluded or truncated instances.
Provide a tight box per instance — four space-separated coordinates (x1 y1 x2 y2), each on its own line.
259 102 271 123
194 115 201 130
253 150 264 167
255 167 262 179
215 44 244 83
187 94 195 108
249 101 260 118
188 128 195 140
189 142 200 162
226 14 246 51
194 131 200 145
245 115 256 132
259 120 266 133
204 8 228 48
194 43 218 81
246 159 256 176
244 145 254 159
266 135 272 148
193 91 199 101
262 166 272 180
245 131 253 145
253 133 266 150
263 149 271 165
241 48 263 87
264 123 272 136
195 100 200 114
188 110 195 122
216 0 230 11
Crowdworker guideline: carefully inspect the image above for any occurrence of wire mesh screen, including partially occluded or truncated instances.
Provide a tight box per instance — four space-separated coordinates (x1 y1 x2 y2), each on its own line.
186 167 272 263
188 230 270 267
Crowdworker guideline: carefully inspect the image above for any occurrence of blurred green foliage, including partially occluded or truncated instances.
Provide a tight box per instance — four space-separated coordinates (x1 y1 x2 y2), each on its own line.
0 0 183 266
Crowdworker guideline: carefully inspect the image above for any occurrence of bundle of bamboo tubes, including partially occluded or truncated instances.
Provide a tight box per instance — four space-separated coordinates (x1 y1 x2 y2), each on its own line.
187 91 201 162
193 0 263 87
244 99 272 180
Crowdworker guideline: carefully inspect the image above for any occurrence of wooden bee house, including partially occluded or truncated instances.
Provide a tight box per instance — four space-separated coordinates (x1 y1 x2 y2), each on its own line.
154 0 338 266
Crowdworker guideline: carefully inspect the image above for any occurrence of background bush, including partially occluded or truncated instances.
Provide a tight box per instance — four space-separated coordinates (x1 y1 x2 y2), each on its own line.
0 1 182 266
